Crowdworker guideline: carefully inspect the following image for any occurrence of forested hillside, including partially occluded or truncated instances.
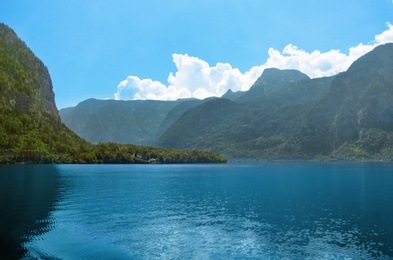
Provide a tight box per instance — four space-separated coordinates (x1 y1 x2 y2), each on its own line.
0 23 89 162
0 23 226 164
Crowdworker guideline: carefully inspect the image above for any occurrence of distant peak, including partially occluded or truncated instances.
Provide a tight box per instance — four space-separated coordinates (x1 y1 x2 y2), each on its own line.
260 68 310 84
221 89 245 101
347 43 393 73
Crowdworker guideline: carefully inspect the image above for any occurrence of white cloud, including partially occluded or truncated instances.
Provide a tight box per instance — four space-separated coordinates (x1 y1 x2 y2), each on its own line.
375 22 393 44
114 76 169 100
263 43 374 78
115 54 264 101
114 23 393 101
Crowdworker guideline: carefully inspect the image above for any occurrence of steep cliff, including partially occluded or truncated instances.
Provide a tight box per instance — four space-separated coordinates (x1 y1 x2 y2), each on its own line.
0 23 90 162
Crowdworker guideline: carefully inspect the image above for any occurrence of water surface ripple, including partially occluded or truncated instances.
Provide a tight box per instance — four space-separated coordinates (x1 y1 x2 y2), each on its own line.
1 163 392 259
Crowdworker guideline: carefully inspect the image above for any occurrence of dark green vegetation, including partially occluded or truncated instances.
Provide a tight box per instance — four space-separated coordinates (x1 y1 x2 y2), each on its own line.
59 30 393 161
0 23 226 164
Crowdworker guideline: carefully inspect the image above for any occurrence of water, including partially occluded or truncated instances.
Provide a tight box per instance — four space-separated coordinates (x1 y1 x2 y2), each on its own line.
1 163 393 259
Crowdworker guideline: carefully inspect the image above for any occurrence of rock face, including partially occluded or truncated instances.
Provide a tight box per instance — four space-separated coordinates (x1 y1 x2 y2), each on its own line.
0 23 59 121
0 23 87 161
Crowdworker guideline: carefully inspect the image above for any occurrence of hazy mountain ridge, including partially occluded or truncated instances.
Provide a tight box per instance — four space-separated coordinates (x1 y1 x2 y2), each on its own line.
60 98 180 145
59 97 211 145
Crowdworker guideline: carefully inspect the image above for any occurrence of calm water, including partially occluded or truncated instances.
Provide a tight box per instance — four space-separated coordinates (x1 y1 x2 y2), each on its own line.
1 163 393 259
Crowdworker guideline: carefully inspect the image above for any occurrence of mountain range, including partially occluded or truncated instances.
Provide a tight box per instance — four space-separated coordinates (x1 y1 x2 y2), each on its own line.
59 98 208 145
60 43 393 161
0 23 226 164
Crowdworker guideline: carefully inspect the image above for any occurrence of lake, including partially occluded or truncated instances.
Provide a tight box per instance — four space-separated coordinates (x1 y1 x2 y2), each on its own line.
0 163 392 259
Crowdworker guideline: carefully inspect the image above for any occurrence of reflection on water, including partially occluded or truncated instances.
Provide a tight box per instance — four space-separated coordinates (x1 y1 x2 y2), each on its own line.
0 165 61 259
1 163 393 259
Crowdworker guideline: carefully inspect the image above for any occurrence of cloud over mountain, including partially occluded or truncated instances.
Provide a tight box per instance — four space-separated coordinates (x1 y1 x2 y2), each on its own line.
115 54 263 100
114 23 393 101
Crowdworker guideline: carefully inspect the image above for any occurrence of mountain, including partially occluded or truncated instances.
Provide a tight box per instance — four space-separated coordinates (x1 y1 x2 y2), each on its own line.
0 23 89 162
158 44 393 161
157 67 332 159
237 68 310 102
221 89 245 100
60 99 180 145
53 25 393 161
59 98 209 145
157 98 239 150
0 23 226 164
300 43 393 160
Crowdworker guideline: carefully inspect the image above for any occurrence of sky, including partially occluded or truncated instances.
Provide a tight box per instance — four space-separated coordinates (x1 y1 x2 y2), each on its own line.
1 0 393 109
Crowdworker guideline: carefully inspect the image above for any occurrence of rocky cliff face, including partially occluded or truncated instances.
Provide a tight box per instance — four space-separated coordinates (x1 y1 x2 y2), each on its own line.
0 23 86 162
0 23 59 121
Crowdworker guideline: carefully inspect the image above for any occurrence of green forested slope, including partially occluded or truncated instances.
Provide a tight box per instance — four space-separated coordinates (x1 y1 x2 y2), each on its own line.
0 23 90 162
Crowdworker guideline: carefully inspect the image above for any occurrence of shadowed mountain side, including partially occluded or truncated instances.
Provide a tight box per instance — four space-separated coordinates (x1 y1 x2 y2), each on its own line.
60 99 179 145
300 43 393 159
59 98 211 145
155 98 213 142
156 98 239 150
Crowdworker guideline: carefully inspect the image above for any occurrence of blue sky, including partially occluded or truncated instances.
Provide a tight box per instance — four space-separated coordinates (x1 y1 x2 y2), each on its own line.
1 0 393 109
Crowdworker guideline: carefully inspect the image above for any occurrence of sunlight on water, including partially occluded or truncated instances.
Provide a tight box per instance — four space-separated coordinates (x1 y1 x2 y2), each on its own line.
1 163 392 259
